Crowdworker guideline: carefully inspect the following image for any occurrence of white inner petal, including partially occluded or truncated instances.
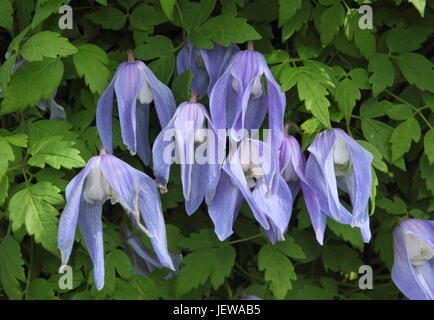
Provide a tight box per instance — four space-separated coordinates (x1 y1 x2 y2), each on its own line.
194 118 207 144
83 158 110 204
240 140 264 181
333 135 350 166
137 79 153 104
404 233 434 266
231 77 263 98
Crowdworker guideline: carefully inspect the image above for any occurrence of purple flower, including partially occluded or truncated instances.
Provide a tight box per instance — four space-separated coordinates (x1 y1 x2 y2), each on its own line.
58 149 174 290
152 97 222 215
176 42 239 96
121 224 181 278
96 50 176 165
305 128 373 244
207 139 293 243
209 44 286 149
392 219 434 300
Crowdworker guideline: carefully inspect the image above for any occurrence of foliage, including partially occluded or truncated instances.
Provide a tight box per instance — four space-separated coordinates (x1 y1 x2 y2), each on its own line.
0 0 433 300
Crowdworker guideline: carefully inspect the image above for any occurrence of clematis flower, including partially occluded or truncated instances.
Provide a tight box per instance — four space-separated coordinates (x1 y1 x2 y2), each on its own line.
152 94 222 214
207 138 293 243
96 50 176 165
392 219 434 300
121 224 181 278
58 148 174 290
304 128 373 244
176 42 239 96
209 42 286 149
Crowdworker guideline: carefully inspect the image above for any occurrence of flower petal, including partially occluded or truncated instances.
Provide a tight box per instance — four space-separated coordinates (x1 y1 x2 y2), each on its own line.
135 102 151 165
96 73 117 154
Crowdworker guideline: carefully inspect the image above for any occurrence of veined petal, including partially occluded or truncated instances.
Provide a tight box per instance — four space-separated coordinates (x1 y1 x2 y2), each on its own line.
139 62 176 128
135 102 151 165
96 73 117 154
253 175 293 243
114 62 144 155
58 157 98 265
207 172 244 241
77 196 104 291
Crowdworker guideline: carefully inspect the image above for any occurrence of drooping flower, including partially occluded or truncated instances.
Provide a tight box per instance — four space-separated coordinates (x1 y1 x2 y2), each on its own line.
304 128 373 244
207 138 293 243
209 42 286 149
96 50 176 165
152 95 222 214
58 148 174 290
176 42 239 96
392 219 434 300
120 224 181 278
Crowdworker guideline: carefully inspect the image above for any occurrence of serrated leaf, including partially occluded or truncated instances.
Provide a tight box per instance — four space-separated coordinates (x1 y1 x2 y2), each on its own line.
361 118 393 161
190 15 261 49
28 278 58 300
87 7 126 30
129 4 167 30
176 245 235 297
424 129 434 164
172 70 192 105
134 35 174 60
390 118 421 162
8 182 64 254
72 44 111 94
396 53 434 93
0 236 26 300
21 31 77 62
28 135 85 169
354 27 376 59
335 78 361 123
387 25 431 53
377 195 407 215
322 245 363 273
278 0 302 27
0 59 64 115
0 137 14 178
327 219 364 251
0 0 13 31
319 3 345 47
386 104 413 120
258 243 296 299
368 53 394 97
276 237 306 259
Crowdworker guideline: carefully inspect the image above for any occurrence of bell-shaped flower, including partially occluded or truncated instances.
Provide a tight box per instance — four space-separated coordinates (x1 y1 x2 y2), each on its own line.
96 50 176 165
58 149 174 290
304 128 373 244
209 42 286 149
207 138 293 243
392 219 434 300
152 96 222 215
121 224 181 278
176 42 239 96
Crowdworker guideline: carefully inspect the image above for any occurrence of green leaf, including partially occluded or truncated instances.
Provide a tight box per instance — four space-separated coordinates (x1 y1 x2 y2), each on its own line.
424 129 434 164
0 136 14 178
258 243 296 299
113 276 159 300
408 0 426 17
31 0 63 29
334 77 361 123
87 7 126 30
278 0 301 27
0 0 13 31
281 0 311 41
386 104 413 121
275 237 306 259
390 118 421 162
5 134 28 148
368 53 394 97
72 44 111 94
180 0 216 33
129 4 167 30
297 73 331 129
358 140 388 173
396 53 434 93
0 54 16 88
8 182 64 254
28 278 58 300
322 245 363 273
354 27 376 59
361 118 393 161
327 219 364 251
420 155 434 196
21 31 77 62
377 195 407 215
0 175 8 206
172 70 193 104
0 236 26 300
1 59 64 115
109 249 132 280
148 55 175 84
160 0 176 20
319 3 345 47
176 246 235 297
360 98 392 119
134 35 174 60
190 15 261 49
28 136 85 169
387 25 431 53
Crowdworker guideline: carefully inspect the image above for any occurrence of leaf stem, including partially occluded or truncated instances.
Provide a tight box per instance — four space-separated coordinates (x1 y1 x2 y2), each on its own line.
226 233 263 245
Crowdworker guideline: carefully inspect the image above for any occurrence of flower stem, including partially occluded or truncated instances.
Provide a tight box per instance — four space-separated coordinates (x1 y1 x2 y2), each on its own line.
226 233 263 245
127 49 135 62
247 41 254 51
